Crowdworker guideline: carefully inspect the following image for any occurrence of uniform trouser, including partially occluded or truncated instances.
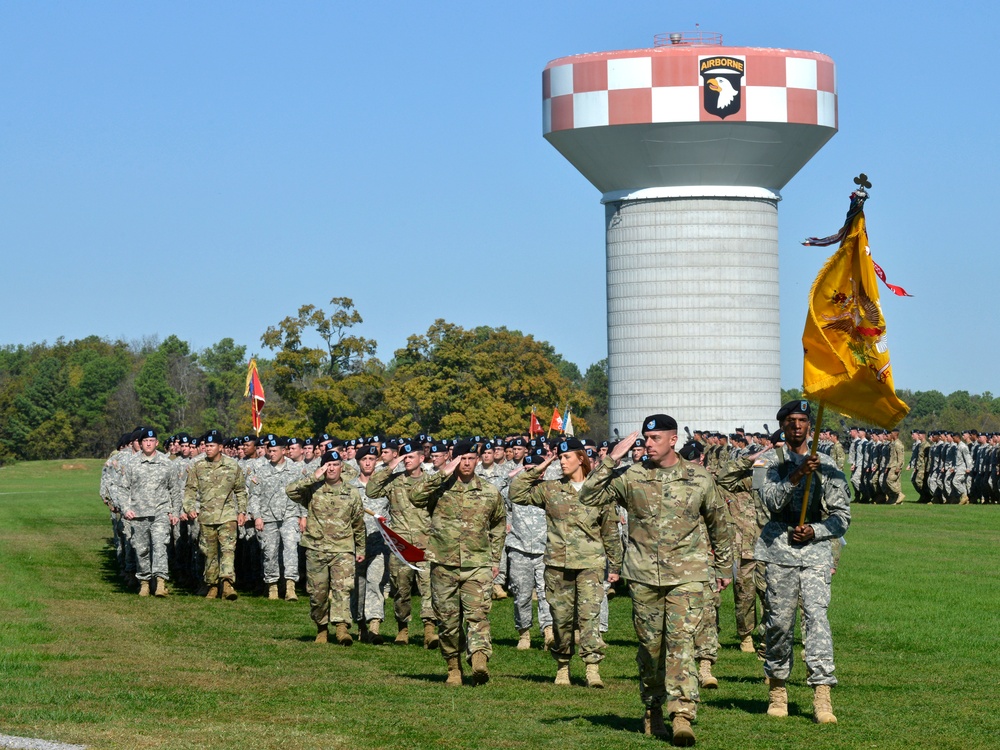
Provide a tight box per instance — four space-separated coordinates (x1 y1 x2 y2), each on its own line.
186 518 204 581
109 509 126 573
630 580 705 720
353 537 389 622
763 563 836 686
259 518 302 583
389 554 434 624
886 468 903 498
117 513 137 574
950 472 968 503
693 580 720 662
508 549 552 630
130 515 171 581
431 564 493 661
199 521 238 584
599 579 610 632
493 546 508 586
734 557 765 640
305 549 355 626
545 566 605 664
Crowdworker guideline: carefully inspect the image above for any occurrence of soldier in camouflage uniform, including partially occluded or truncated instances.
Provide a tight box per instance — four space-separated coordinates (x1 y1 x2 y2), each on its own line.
120 428 181 597
409 442 506 687
183 430 247 600
886 428 906 504
756 401 850 725
367 443 439 648
350 445 391 644
248 437 307 601
285 449 366 645
509 438 622 689
579 415 733 746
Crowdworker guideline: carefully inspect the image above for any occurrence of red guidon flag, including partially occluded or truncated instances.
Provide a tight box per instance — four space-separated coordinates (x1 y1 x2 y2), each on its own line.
549 408 563 432
529 408 545 437
375 516 425 569
244 358 266 435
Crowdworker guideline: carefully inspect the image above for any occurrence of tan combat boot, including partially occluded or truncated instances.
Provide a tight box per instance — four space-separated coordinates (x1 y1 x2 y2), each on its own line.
813 684 838 724
671 715 696 747
643 706 668 738
739 635 755 653
543 625 554 650
698 658 719 689
394 622 409 645
315 624 328 643
894 492 906 505
284 580 298 601
445 657 463 686
267 583 279 600
423 620 440 649
767 678 788 718
335 623 353 646
516 628 532 650
585 663 604 689
203 583 219 599
471 651 489 686
492 583 508 600
369 619 384 645
554 658 571 686
154 577 169 597
221 580 238 601
959 495 970 505
138 580 150 597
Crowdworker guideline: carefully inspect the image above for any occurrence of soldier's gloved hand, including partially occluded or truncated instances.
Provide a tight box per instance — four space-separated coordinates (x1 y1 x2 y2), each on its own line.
791 524 815 544
254 518 264 532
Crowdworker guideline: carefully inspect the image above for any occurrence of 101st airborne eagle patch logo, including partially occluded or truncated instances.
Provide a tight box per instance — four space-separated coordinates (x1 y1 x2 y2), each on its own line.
699 55 744 119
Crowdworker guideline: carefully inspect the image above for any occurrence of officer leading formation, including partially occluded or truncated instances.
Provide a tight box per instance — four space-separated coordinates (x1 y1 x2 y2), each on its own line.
103 399 937 746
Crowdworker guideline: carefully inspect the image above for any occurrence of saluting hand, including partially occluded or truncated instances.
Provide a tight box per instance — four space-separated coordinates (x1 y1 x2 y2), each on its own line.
442 456 462 476
610 431 640 463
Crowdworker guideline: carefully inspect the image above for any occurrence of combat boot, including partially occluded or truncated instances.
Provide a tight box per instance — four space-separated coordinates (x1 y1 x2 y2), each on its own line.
554 658 571 686
813 684 838 724
585 663 604 689
471 651 489 686
315 624 328 643
492 583 508 600
267 583 279 600
445 657 463 687
894 492 906 505
335 623 353 646
698 659 718 689
394 621 409 645
739 635 755 653
642 706 668 738
516 628 532 650
671 715 696 747
767 678 788 718
369 619 384 645
202 583 219 599
358 621 371 644
221 580 238 601
423 620 440 649
543 625 554 650
138 580 150 597
284 580 297 601
154 577 169 597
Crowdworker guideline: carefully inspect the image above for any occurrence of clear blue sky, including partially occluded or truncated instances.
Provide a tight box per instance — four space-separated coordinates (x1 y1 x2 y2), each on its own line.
2 3 996 395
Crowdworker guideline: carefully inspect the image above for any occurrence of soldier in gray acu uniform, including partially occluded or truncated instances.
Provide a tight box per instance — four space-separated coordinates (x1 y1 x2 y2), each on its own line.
756 401 850 725
120 428 181 597
248 437 307 601
350 445 391 644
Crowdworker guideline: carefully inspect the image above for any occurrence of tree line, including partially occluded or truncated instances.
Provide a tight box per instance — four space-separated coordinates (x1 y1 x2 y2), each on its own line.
0 298 608 463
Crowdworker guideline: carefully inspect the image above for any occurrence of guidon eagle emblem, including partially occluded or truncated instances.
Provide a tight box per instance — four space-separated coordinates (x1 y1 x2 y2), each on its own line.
699 55 745 119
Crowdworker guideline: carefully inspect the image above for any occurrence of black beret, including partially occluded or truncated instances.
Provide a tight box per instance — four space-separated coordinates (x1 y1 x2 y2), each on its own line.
511 437 527 447
770 430 785 444
356 445 379 459
203 430 224 444
556 437 585 455
320 449 342 465
642 414 678 433
429 441 449 454
452 440 476 458
398 440 418 455
777 400 811 422
139 428 157 440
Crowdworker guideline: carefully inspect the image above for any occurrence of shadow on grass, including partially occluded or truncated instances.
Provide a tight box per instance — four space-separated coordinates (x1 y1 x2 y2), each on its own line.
541 713 642 734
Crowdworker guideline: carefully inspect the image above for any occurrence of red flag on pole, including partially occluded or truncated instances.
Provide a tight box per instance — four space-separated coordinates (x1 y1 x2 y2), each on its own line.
549 408 563 432
529 407 544 437
244 358 266 435
375 516 425 569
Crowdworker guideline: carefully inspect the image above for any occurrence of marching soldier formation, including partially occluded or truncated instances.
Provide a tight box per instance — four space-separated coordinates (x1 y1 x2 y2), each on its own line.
106 403 983 745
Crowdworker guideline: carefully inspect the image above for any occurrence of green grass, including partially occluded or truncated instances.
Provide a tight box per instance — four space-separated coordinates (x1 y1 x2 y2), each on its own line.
1 460 998 749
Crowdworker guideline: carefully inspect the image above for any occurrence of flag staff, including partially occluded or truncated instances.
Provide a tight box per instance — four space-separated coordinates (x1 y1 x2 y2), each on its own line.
798 401 825 527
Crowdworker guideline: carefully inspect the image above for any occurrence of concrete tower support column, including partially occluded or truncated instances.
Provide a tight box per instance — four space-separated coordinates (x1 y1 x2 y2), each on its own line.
605 196 780 435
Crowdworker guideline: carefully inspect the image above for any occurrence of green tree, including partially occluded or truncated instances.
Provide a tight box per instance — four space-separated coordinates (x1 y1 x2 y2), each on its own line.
199 338 248 434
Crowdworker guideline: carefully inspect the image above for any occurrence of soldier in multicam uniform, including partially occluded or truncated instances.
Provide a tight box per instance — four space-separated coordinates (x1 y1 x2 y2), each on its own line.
248 436 307 601
183 430 247 600
579 415 733 747
509 437 622 689
756 401 850 725
409 441 507 687
120 428 181 597
285 449 366 646
367 442 440 648
886 427 906 504
350 444 391 644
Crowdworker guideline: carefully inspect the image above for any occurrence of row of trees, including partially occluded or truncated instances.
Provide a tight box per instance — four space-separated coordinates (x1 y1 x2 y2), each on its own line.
0 299 608 463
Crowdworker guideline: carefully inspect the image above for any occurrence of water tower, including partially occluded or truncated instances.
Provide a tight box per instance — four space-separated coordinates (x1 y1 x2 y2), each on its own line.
543 32 837 435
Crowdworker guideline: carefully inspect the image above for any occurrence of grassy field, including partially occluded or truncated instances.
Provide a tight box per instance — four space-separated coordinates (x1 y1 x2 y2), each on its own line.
1 459 998 749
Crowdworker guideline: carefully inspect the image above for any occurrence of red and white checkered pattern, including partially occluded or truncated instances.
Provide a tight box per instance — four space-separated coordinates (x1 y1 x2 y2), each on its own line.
543 47 836 134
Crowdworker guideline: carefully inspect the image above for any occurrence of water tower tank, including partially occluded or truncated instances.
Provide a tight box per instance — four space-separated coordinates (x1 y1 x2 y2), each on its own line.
543 32 837 435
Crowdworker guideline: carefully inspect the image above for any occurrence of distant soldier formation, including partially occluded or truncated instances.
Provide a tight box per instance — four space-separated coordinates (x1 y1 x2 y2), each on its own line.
107 405 973 745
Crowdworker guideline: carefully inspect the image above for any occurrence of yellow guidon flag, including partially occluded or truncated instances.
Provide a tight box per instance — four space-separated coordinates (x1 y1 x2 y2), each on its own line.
801 175 910 429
